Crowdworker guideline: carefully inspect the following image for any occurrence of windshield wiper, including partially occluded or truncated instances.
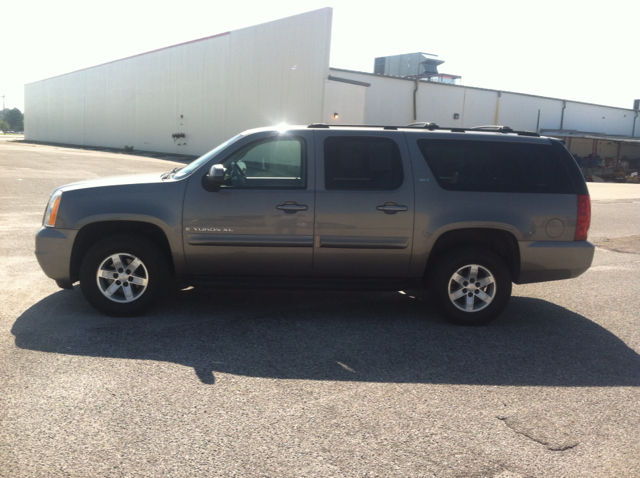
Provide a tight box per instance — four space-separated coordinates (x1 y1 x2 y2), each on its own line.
161 167 181 179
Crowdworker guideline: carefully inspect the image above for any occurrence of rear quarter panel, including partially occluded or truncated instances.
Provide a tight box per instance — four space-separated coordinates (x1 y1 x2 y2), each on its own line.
404 132 580 277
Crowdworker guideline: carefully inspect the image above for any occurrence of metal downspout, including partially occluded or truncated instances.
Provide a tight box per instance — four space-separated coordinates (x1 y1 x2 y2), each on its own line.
494 91 501 125
632 110 639 138
560 100 567 130
413 79 419 122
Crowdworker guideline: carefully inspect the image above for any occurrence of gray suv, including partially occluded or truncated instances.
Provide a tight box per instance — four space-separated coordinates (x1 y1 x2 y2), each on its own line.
35 124 594 325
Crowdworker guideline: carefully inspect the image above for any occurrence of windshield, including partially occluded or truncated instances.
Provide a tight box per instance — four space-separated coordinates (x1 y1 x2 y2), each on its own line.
173 133 244 180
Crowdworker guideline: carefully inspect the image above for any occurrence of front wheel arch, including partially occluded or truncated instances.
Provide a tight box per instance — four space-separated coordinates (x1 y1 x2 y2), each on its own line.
70 221 174 283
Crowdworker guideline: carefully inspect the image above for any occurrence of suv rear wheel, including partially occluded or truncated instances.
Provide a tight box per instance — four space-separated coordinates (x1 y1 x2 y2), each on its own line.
79 234 169 316
430 247 512 326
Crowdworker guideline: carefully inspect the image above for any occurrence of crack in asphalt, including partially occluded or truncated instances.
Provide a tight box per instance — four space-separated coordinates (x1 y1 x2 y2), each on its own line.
498 415 579 451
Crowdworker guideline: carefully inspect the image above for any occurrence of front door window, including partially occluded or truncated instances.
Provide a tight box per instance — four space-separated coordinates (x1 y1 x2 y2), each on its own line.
219 138 306 189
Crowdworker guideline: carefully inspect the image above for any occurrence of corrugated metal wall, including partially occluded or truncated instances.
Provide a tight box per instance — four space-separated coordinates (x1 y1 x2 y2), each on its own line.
25 8 332 155
329 69 640 137
25 8 639 153
321 80 366 125
322 73 414 125
562 102 634 135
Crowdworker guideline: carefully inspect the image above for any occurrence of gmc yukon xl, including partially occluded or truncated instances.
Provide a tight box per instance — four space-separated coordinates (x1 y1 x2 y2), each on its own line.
35 124 594 325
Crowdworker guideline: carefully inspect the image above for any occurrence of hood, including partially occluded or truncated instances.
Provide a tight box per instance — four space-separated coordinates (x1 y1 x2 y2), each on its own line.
57 173 167 193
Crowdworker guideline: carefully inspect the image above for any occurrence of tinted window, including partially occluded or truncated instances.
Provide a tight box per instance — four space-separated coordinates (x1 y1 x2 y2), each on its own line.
174 133 243 179
324 136 403 190
220 137 305 189
417 139 574 194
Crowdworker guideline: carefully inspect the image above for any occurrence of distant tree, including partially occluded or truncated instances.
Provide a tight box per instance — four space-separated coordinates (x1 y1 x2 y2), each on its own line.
0 120 9 132
5 108 24 131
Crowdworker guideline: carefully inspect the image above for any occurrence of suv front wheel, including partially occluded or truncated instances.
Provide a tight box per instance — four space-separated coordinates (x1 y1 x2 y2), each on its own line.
79 234 169 316
430 247 512 326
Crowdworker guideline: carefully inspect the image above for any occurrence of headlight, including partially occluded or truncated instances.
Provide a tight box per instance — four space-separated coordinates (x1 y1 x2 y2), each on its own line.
43 190 63 227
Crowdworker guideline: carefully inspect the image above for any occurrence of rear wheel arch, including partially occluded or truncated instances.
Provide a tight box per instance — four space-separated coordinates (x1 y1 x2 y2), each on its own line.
424 228 520 282
70 221 174 283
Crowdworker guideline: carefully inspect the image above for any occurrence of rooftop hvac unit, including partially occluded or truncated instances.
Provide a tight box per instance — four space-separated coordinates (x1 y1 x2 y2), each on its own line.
374 52 444 78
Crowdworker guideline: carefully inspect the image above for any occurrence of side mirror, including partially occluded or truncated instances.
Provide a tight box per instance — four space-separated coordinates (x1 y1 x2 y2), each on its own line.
202 164 225 192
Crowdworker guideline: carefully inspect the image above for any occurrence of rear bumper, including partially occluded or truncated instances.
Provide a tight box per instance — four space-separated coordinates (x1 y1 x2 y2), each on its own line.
517 240 595 284
35 227 78 289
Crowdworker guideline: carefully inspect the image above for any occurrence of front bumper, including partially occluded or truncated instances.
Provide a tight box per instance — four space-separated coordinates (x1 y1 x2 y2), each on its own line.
35 227 78 289
517 240 595 284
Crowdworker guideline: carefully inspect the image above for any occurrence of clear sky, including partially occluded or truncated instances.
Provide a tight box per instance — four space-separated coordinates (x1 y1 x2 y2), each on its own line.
2 0 638 113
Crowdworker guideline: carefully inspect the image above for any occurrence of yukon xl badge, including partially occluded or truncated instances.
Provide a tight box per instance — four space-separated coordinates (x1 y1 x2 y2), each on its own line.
187 227 234 232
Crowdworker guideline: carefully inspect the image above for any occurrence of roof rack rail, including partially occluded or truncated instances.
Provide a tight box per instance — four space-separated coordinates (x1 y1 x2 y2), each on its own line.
470 125 514 133
405 122 440 130
469 125 540 136
305 123 540 137
307 124 398 129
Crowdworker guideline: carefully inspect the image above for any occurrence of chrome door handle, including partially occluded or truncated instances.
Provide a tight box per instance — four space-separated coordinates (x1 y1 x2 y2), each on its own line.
377 203 408 213
276 203 308 213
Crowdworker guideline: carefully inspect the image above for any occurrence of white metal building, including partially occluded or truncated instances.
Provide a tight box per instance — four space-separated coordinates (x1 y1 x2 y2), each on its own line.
25 8 344 156
25 8 640 159
328 67 640 164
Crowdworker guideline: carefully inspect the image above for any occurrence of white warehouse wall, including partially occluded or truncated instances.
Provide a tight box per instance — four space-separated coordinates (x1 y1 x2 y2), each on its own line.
561 101 637 136
414 83 465 127
496 93 562 132
329 68 639 137
455 88 497 128
326 70 414 125
25 8 333 156
26 10 639 154
321 80 366 125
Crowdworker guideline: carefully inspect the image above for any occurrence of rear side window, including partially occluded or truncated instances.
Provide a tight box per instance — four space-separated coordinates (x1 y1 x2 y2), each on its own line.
417 139 575 194
324 136 403 190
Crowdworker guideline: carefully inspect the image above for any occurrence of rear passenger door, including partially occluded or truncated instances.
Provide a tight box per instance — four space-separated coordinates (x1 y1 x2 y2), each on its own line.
313 131 415 278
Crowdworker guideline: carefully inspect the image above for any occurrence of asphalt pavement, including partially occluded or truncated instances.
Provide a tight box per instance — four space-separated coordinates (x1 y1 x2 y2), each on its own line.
1 137 639 477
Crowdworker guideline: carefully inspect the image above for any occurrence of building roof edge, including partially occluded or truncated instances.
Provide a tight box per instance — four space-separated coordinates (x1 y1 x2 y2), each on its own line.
26 32 231 86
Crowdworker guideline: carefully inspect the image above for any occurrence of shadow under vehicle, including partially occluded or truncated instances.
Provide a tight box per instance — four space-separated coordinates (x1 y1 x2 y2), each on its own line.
12 288 640 386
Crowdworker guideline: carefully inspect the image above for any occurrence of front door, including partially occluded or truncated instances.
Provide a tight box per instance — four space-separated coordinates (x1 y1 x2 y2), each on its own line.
313 131 415 278
182 132 314 276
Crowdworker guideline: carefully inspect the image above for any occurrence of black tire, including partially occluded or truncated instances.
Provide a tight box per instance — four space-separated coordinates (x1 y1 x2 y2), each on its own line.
429 247 512 326
79 234 169 317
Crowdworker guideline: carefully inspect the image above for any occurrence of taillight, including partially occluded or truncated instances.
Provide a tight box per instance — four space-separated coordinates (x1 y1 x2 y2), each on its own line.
575 194 591 241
